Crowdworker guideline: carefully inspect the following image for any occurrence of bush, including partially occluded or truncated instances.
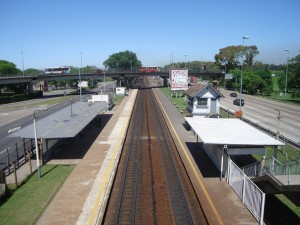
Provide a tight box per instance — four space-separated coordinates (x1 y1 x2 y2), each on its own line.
0 91 42 104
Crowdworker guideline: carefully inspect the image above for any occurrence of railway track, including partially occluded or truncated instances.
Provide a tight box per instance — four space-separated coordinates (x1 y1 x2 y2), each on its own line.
103 85 207 225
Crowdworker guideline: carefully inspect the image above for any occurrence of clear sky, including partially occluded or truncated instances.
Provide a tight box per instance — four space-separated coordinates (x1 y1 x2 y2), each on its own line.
0 0 299 70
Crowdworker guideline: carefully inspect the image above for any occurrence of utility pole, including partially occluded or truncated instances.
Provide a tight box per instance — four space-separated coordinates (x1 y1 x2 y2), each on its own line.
275 109 282 140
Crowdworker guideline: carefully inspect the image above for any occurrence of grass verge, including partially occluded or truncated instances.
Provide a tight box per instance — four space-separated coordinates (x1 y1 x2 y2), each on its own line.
276 194 300 217
0 96 72 112
114 96 124 105
160 87 190 115
0 164 75 225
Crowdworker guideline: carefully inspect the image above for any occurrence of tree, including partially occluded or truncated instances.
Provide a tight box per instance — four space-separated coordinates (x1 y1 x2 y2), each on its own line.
255 68 273 95
163 60 220 72
288 54 300 98
214 46 241 72
214 45 259 71
103 51 141 72
0 60 21 76
244 46 259 69
25 68 43 76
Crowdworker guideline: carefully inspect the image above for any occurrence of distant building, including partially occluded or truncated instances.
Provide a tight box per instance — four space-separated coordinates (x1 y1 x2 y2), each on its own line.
185 83 224 117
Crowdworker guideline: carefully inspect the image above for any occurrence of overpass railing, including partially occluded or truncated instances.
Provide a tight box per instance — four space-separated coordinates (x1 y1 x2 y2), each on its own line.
264 157 300 185
241 157 300 185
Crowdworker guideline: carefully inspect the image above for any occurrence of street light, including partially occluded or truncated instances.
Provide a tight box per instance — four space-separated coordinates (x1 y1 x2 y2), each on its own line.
184 54 188 68
21 51 24 76
76 68 82 101
130 52 133 73
239 35 250 111
284 49 289 101
103 70 106 91
223 61 227 89
80 52 83 69
33 108 48 178
70 98 73 117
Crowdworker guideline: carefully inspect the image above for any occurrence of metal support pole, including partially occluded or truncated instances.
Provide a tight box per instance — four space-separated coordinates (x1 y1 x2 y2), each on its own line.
33 115 41 178
33 108 47 178
220 146 224 181
239 36 249 111
6 148 10 174
284 49 289 101
260 193 266 225
15 143 19 167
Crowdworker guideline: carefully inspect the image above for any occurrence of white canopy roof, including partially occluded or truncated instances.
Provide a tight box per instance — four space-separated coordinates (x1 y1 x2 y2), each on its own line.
9 102 108 139
185 118 284 146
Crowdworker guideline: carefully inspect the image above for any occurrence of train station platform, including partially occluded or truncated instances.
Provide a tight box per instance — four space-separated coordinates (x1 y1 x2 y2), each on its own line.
36 88 257 225
36 89 138 225
152 88 258 225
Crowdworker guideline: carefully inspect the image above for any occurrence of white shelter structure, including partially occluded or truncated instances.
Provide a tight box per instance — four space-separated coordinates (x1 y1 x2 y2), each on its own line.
185 118 285 177
185 118 285 224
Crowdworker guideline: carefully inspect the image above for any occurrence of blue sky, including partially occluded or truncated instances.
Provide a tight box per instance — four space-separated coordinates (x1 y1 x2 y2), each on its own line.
0 0 299 70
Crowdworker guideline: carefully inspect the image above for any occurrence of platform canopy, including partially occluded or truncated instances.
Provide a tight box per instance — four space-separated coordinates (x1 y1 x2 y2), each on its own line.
185 118 284 146
9 102 108 139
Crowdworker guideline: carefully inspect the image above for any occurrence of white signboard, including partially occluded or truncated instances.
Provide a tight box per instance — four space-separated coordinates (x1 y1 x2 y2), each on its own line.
225 73 233 79
170 69 188 90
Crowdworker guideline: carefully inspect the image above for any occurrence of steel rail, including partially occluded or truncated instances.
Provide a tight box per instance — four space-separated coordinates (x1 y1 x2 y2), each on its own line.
147 89 194 225
115 91 143 224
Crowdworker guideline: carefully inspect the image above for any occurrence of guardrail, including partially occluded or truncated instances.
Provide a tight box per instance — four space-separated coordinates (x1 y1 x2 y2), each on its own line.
241 157 300 185
221 107 300 151
0 139 35 176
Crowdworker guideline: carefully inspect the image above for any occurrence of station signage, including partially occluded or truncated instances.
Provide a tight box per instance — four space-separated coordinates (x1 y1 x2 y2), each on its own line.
170 69 188 90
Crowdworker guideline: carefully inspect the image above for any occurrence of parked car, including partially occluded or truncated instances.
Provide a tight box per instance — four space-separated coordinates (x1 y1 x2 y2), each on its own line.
233 98 245 106
230 92 237 97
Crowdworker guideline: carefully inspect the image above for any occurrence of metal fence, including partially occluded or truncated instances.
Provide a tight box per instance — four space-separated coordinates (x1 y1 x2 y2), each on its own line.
265 157 300 185
227 159 265 225
0 139 35 176
242 157 300 185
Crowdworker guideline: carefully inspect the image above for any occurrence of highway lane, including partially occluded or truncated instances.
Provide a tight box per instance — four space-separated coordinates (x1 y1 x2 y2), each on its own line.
219 88 300 146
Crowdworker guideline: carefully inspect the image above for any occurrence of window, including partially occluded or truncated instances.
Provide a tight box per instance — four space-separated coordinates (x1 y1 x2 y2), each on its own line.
197 97 208 107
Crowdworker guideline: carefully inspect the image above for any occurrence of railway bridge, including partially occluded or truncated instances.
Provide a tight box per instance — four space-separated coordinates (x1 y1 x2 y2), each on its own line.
0 71 223 92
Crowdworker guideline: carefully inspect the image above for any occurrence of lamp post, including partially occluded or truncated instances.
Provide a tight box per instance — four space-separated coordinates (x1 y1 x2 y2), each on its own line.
275 109 282 140
76 68 82 101
70 98 73 117
184 54 188 68
239 35 250 111
104 70 106 91
284 49 289 101
223 61 227 89
130 52 133 73
80 52 82 69
33 108 47 178
21 51 24 76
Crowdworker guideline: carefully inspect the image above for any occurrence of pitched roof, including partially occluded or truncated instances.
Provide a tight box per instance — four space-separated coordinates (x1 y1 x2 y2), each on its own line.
185 83 224 98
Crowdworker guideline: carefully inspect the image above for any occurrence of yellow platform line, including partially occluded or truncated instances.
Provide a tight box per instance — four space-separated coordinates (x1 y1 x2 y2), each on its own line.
153 90 224 225
88 117 129 225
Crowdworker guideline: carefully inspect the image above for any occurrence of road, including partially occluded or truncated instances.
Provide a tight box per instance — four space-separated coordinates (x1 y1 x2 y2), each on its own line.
219 89 300 147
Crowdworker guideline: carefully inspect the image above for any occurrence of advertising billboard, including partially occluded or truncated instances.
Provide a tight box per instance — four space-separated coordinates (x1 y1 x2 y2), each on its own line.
170 69 188 90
